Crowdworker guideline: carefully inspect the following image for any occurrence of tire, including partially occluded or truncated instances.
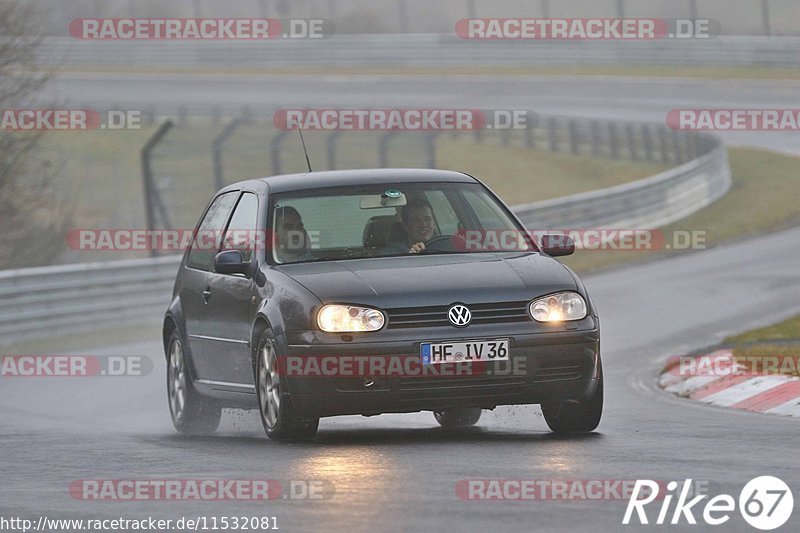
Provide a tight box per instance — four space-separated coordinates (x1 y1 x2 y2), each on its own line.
541 364 603 434
433 408 482 428
166 330 221 435
255 331 319 441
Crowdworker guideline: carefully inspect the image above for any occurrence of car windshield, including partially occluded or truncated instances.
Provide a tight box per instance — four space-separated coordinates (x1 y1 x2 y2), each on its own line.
269 182 535 264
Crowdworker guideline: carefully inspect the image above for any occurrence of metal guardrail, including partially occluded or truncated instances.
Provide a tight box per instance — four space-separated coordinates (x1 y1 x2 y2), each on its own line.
0 118 730 347
37 35 800 68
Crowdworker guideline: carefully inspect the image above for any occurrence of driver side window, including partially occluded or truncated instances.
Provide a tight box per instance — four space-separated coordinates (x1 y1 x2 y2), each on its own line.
186 192 238 271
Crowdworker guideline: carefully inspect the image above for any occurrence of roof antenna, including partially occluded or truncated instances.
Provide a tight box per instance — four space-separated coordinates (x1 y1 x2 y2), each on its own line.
297 125 312 172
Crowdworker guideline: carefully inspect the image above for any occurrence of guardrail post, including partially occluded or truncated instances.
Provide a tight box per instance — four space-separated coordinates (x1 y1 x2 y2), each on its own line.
212 117 243 190
379 131 398 167
327 131 341 170
140 120 174 258
271 131 289 175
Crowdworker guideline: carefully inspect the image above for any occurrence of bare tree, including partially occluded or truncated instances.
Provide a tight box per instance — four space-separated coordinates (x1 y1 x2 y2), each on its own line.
0 1 69 268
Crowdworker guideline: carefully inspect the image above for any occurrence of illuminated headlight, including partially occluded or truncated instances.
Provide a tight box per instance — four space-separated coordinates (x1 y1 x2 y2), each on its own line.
317 304 385 332
529 292 587 323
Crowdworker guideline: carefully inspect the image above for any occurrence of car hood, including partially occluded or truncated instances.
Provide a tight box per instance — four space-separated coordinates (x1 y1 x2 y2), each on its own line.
276 253 578 308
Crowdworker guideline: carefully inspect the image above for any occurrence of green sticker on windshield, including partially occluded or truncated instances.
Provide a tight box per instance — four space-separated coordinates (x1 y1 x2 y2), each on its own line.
383 189 402 198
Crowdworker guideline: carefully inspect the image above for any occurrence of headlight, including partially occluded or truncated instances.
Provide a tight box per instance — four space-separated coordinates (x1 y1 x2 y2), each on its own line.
317 304 385 332
529 292 587 322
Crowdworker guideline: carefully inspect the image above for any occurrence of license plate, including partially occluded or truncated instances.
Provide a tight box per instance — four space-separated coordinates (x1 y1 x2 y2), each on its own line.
420 339 509 365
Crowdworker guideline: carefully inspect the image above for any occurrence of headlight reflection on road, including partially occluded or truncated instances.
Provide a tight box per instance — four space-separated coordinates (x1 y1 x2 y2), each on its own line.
293 447 397 502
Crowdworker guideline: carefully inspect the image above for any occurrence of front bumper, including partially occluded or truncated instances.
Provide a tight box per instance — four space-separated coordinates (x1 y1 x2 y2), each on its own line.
278 317 600 418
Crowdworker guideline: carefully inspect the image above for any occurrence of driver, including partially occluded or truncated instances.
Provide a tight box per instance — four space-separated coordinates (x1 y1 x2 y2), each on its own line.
274 206 314 263
383 198 436 254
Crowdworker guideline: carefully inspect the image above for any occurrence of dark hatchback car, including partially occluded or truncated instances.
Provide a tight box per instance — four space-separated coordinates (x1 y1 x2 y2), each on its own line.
164 169 602 440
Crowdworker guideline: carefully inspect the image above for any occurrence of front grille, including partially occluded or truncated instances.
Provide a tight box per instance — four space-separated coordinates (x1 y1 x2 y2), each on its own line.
385 301 530 329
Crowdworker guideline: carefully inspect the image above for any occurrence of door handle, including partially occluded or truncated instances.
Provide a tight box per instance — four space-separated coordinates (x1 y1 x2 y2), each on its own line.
202 289 212 304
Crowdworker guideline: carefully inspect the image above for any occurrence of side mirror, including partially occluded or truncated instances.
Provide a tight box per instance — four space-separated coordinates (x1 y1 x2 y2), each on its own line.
540 234 575 257
214 250 251 276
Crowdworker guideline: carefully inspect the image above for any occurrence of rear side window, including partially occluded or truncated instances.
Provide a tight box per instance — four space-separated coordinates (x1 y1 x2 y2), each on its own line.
187 192 238 271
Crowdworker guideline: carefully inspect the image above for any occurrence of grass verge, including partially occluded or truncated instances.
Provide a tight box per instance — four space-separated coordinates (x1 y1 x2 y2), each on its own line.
561 147 800 273
724 315 800 377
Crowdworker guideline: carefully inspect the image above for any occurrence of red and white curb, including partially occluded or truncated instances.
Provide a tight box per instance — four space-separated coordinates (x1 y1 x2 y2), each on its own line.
659 350 800 417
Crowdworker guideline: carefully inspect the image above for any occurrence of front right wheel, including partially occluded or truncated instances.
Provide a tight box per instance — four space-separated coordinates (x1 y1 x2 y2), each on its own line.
255 331 319 441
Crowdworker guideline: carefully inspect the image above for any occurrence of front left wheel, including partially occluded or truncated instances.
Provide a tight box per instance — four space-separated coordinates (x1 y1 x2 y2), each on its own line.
166 330 221 435
541 363 603 434
255 331 319 441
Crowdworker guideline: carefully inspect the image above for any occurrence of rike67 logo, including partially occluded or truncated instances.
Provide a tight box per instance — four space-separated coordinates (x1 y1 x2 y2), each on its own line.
623 476 794 530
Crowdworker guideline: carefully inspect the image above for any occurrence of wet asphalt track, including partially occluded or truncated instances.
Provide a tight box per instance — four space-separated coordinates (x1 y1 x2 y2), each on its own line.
2 74 800 531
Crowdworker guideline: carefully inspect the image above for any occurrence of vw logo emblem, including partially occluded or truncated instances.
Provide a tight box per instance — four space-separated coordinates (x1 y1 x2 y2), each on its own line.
448 304 472 327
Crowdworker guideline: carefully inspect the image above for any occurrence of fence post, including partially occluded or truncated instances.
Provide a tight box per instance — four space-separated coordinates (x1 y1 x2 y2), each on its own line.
608 122 620 159
271 131 289 175
671 131 684 163
548 117 558 152
501 127 511 147
379 131 398 167
590 121 601 156
327 130 341 170
625 123 638 161
568 120 580 155
525 124 535 149
659 127 671 164
140 120 173 258
642 124 654 161
212 117 243 190
426 132 439 168
761 0 771 36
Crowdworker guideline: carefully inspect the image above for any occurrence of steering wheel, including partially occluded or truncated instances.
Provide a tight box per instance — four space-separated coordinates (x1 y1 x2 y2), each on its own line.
420 234 466 253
